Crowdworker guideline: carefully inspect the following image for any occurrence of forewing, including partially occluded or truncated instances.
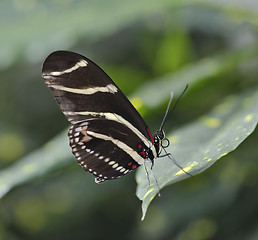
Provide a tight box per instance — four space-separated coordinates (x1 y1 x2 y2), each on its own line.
42 50 150 139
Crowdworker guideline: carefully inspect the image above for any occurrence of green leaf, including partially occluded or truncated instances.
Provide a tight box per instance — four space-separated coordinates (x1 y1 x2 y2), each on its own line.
0 131 72 198
136 86 258 220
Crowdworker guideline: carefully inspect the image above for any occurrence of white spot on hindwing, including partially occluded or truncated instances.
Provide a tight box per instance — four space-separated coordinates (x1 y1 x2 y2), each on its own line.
112 163 118 168
74 132 79 137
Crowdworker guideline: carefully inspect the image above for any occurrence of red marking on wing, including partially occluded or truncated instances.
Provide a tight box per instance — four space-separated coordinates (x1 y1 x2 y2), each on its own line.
140 151 146 158
128 162 132 166
132 165 137 169
147 128 154 143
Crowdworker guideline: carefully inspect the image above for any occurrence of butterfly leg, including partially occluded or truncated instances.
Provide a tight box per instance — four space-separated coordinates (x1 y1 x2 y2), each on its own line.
149 160 161 197
161 149 193 177
143 160 151 188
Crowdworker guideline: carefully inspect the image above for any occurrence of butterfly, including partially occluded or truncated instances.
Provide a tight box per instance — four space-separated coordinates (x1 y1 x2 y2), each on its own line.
42 51 188 185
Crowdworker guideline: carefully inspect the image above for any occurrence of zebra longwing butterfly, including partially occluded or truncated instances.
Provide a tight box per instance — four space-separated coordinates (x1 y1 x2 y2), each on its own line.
42 51 172 184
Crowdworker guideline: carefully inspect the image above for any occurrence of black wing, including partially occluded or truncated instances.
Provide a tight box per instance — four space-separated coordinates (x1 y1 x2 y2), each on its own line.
42 51 155 182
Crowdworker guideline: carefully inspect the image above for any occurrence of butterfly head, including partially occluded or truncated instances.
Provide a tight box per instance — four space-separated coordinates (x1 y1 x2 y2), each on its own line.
155 129 165 141
153 129 167 155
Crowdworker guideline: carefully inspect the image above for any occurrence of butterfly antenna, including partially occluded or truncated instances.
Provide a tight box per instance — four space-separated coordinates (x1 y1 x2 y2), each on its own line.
159 84 189 131
159 91 174 131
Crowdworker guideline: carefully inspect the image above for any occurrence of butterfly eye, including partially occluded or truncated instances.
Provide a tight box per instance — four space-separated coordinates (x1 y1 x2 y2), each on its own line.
161 137 170 149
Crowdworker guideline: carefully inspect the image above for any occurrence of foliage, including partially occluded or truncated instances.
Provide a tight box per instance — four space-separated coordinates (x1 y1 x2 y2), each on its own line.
0 0 257 239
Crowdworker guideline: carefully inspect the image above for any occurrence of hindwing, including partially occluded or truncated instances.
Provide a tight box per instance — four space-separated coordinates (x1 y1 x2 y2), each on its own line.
68 118 143 182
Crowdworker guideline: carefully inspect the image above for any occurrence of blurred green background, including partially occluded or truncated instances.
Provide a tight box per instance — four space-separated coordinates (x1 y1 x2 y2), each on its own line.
0 0 258 239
